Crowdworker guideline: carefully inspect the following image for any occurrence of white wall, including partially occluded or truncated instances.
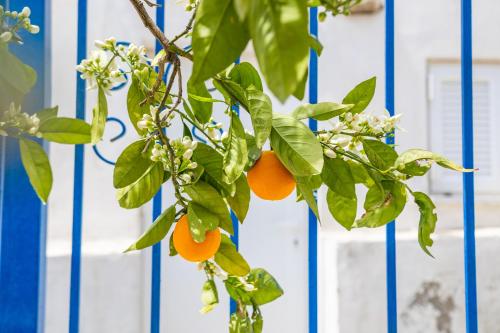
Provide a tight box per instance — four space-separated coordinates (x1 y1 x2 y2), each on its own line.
44 0 500 332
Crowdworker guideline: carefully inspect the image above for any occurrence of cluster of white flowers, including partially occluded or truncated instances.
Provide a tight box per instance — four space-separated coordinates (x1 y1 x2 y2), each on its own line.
137 106 176 133
318 111 402 158
198 261 227 280
342 111 401 135
77 38 149 92
151 136 198 184
76 50 125 93
0 103 41 137
0 6 40 44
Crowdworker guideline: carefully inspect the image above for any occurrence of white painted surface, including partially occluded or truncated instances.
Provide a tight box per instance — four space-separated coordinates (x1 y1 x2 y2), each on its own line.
44 0 500 332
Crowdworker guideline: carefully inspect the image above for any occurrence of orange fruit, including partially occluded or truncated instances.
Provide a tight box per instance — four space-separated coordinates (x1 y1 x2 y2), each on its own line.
247 150 296 201
173 215 221 262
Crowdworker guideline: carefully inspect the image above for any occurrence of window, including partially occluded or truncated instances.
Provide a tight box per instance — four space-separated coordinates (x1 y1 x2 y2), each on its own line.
428 62 500 194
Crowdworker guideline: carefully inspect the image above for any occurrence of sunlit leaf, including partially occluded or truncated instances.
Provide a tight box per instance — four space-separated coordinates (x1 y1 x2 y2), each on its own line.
19 138 52 204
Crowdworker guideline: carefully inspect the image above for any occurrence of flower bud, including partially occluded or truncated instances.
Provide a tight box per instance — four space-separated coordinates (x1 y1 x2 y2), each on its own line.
28 25 40 34
0 31 12 43
188 162 198 169
180 173 191 183
183 149 193 160
20 7 31 17
324 149 336 159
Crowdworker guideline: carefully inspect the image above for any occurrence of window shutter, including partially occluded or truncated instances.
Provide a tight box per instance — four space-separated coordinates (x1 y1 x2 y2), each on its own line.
429 63 500 194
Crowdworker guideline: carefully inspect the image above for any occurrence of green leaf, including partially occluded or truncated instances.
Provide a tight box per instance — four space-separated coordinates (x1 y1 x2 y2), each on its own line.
37 106 59 124
0 44 37 109
39 117 91 144
215 234 251 276
192 143 236 195
201 279 219 314
252 312 264 333
413 192 438 257
125 205 176 252
355 180 407 228
214 79 249 109
247 268 284 305
227 175 250 222
292 102 353 121
270 113 324 176
326 189 357 230
362 139 398 171
322 158 357 229
127 77 149 135
229 62 263 91
116 163 164 209
246 87 272 148
249 0 309 101
292 68 308 101
91 86 108 144
342 77 376 114
296 176 320 221
187 79 213 124
244 132 262 171
184 180 233 234
187 202 219 243
169 233 178 256
191 0 249 83
113 140 153 188
394 149 472 172
224 112 248 183
308 34 323 56
230 313 252 333
347 160 374 186
19 139 53 204
234 0 251 21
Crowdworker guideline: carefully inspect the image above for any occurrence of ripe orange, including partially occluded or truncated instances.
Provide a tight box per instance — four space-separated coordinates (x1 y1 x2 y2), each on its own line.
173 215 221 262
247 150 296 201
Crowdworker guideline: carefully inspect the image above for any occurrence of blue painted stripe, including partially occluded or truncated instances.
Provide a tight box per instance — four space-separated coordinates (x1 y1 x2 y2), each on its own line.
69 1 88 332
385 0 398 332
460 1 478 332
308 7 318 333
0 1 49 332
150 2 165 333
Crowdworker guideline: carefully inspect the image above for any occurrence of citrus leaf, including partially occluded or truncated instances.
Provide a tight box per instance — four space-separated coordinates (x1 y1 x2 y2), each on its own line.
229 62 263 91
187 79 213 124
127 77 149 135
322 157 357 229
362 139 398 171
249 0 309 101
125 205 176 252
246 87 272 148
19 138 53 204
296 176 320 221
39 117 91 144
0 43 36 109
395 149 473 172
342 77 376 114
184 180 233 234
355 180 407 228
270 113 323 176
116 163 164 209
292 102 352 121
37 106 59 124
91 86 108 144
113 140 153 188
215 234 250 276
227 175 250 222
188 202 219 243
247 268 284 305
224 112 248 184
413 192 438 257
191 0 249 83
